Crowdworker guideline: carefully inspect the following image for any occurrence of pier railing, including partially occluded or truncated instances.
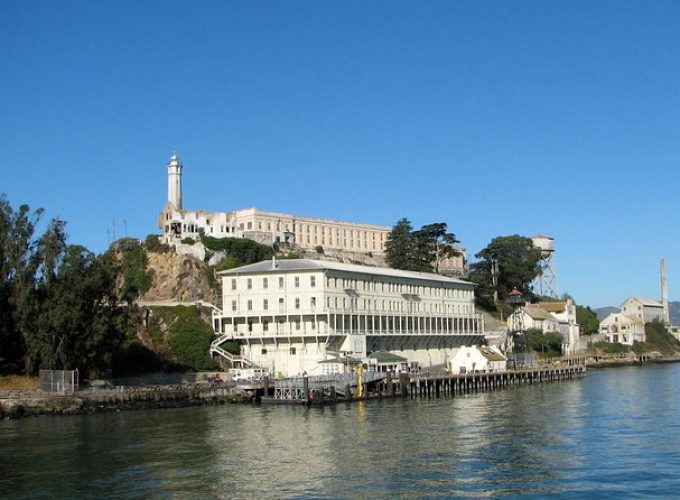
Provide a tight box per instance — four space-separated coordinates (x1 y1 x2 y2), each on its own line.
273 372 388 400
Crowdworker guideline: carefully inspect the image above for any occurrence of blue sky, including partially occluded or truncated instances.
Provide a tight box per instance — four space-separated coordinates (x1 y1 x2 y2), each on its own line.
2 1 679 308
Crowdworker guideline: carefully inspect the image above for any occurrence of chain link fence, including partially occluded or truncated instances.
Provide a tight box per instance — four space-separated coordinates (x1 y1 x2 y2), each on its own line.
40 370 79 393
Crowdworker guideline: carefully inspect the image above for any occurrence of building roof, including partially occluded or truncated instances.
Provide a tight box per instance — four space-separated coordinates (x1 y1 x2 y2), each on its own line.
522 306 558 321
318 356 362 365
624 297 663 307
478 346 507 362
218 259 473 286
536 301 568 313
367 351 408 363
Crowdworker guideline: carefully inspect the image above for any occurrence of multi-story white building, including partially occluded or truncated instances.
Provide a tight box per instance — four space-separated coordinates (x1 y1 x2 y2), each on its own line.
599 313 645 345
157 154 466 272
211 259 484 377
620 297 664 324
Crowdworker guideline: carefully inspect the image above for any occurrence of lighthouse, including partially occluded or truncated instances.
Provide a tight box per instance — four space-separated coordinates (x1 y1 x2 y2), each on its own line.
167 153 183 210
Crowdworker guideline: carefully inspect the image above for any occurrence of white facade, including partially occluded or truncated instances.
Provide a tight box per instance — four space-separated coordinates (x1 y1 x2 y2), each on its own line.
448 345 506 374
157 155 466 272
621 297 664 324
512 300 581 355
213 259 484 377
599 313 645 345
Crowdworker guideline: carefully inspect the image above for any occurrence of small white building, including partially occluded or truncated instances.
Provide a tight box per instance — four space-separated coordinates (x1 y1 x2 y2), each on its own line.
448 345 507 374
599 313 645 345
620 297 664 324
516 306 561 333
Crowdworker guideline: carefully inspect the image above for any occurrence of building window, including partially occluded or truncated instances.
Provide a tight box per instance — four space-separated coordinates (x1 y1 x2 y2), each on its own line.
310 276 316 287
279 298 284 312
263 278 268 289
231 300 237 312
311 297 316 309
231 279 237 290
263 321 269 332
295 276 300 288
261 348 267 355
247 278 252 290
296 321 300 330
247 300 253 311
290 347 296 355
247 222 252 230
263 299 268 310
248 321 253 332
295 298 300 309
279 277 284 288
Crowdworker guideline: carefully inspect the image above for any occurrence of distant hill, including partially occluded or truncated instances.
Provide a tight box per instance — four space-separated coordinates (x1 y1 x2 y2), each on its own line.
594 306 619 320
594 302 680 325
671 302 680 325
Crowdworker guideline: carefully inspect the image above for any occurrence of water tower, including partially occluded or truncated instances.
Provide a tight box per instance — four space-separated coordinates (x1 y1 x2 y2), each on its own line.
532 235 558 299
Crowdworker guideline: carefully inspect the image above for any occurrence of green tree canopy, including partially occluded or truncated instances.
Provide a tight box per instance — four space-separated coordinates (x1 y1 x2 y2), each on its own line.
385 218 460 273
384 218 416 270
576 305 600 335
469 235 542 310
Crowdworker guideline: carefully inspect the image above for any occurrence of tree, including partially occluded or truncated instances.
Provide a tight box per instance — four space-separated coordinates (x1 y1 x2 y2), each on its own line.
26 246 127 377
413 223 460 273
385 219 460 274
576 305 600 335
469 235 542 310
384 218 416 270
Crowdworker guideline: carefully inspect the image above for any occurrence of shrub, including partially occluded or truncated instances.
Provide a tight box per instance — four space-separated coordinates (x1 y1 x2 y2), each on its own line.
164 306 220 371
315 245 324 254
144 234 170 253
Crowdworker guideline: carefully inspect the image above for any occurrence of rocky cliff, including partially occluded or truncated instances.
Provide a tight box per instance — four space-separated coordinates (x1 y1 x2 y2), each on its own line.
141 250 215 303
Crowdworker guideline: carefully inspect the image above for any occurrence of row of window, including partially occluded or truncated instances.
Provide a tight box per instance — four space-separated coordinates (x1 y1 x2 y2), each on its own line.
235 297 318 312
229 275 471 300
325 277 470 298
232 276 316 291
230 296 471 314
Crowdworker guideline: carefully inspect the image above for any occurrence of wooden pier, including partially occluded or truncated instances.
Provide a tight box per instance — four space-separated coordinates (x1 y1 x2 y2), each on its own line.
408 364 586 398
258 364 586 405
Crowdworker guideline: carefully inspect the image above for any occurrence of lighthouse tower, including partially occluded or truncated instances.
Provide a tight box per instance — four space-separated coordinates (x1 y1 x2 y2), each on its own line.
167 153 183 210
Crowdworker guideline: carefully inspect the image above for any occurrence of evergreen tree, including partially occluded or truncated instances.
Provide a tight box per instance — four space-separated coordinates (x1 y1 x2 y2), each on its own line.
385 218 416 270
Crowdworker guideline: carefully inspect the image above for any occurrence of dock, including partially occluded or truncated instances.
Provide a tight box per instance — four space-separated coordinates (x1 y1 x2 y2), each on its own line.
256 364 587 405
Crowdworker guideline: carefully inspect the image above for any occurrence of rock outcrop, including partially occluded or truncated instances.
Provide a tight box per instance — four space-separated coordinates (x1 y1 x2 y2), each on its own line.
141 250 215 303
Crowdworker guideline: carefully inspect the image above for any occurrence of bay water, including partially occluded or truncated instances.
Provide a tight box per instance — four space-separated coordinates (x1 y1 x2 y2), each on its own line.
2 364 680 498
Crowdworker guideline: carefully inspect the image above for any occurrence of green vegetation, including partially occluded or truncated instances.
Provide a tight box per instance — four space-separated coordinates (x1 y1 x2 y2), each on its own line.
468 235 542 311
202 236 272 264
593 340 631 354
384 218 460 273
0 196 137 378
576 305 600 334
144 234 170 253
520 328 563 356
643 321 680 355
153 306 219 371
114 238 152 303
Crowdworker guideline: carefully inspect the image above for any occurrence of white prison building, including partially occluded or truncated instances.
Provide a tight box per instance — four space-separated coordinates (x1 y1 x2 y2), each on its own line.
157 154 466 272
211 259 484 377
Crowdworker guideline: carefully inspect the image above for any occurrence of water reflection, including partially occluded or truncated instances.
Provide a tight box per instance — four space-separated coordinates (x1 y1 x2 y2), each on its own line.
4 365 680 498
